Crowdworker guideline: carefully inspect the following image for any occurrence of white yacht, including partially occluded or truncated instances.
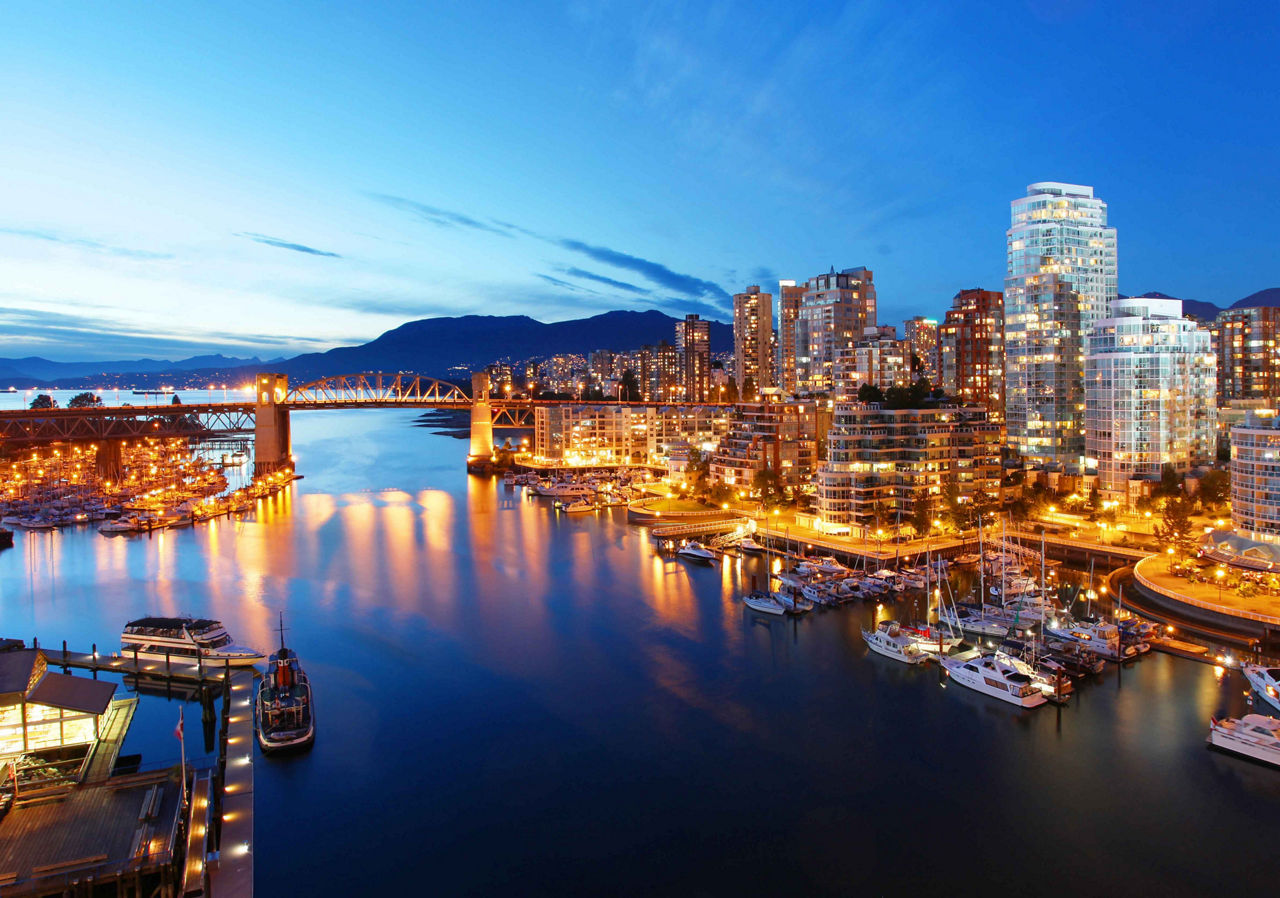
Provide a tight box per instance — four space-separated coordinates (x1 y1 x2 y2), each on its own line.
862 620 930 664
121 616 264 666
536 481 595 499
738 535 766 555
676 541 716 564
941 652 1047 708
742 590 786 616
1242 664 1280 713
938 604 1010 639
561 499 597 514
1044 617 1136 661
1207 714 1280 767
900 623 963 655
772 590 812 614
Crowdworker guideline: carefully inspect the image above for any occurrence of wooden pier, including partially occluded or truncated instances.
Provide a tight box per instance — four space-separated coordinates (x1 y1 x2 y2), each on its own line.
209 670 254 897
34 639 243 685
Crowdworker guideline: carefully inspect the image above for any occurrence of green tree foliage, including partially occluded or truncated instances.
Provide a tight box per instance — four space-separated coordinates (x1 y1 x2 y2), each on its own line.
68 392 103 408
686 447 711 497
1198 469 1230 509
751 467 785 507
857 383 884 403
1156 463 1183 498
909 491 933 535
1155 495 1196 548
29 393 57 409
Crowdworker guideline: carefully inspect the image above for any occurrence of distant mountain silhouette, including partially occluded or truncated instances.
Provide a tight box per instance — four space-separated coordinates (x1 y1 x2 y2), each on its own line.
1120 291 1221 322
1230 287 1280 309
279 310 733 381
0 353 273 382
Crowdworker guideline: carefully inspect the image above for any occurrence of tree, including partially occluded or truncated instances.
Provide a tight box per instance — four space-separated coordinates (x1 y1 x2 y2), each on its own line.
1156 495 1196 549
170 393 183 405
1198 469 1230 509
29 394 57 409
909 491 933 536
742 376 756 402
1087 486 1101 511
686 447 711 497
857 383 884 403
751 467 785 507
1156 463 1183 498
618 370 642 402
724 378 740 403
68 392 103 408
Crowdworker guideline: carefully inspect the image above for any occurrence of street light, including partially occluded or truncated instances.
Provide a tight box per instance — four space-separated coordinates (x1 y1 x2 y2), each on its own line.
1166 546 1175 573
1216 566 1225 603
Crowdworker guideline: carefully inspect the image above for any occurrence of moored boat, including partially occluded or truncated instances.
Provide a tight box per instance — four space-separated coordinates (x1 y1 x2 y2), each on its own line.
256 616 315 752
941 652 1047 708
676 541 716 564
862 620 930 664
1243 664 1280 714
121 616 264 666
1207 714 1280 767
739 535 766 555
742 590 786 616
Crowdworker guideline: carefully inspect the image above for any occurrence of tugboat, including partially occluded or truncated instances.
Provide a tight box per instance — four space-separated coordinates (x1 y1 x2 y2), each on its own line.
256 614 315 752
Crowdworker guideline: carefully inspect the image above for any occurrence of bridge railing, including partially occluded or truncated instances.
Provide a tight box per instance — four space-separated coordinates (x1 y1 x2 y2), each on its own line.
285 373 471 405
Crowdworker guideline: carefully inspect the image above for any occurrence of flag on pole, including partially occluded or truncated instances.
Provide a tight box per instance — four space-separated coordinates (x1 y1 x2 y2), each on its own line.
174 707 184 741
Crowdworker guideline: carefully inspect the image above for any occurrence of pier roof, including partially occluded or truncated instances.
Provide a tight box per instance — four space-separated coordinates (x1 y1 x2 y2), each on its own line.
27 672 116 715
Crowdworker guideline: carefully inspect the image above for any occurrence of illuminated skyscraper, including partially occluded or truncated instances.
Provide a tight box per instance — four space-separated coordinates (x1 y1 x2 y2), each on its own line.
732 286 774 398
1004 183 1117 463
903 316 939 385
1085 298 1216 502
777 280 803 394
1213 306 1280 404
794 267 876 394
939 288 1005 417
675 314 711 401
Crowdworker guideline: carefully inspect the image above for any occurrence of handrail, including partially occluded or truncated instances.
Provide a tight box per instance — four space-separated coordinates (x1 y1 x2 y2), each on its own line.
1132 556 1280 626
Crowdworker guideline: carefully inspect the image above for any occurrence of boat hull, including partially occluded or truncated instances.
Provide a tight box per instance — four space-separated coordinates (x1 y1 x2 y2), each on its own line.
1207 730 1280 768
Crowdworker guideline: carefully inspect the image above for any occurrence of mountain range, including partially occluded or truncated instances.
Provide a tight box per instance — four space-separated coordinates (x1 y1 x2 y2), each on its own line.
1 310 733 389
1124 287 1280 322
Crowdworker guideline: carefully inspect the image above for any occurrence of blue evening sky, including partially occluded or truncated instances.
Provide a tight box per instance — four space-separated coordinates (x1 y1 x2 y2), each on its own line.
1 0 1276 360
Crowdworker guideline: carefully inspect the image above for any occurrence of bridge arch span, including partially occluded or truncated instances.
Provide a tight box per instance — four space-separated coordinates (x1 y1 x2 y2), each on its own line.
285 373 472 406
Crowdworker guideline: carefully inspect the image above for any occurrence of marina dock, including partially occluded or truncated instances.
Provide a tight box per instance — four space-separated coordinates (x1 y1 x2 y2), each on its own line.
210 669 254 897
36 640 243 685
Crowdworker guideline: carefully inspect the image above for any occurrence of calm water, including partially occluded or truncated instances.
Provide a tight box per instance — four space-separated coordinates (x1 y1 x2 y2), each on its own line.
2 405 1278 896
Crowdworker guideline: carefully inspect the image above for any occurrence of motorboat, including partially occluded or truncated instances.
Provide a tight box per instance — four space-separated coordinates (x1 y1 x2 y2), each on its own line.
1044 617 1136 661
862 620 930 664
121 616 264 666
772 590 812 614
1243 664 1280 714
676 541 716 564
941 652 1047 708
739 535 766 555
801 582 839 606
536 481 595 499
938 603 1010 639
900 623 963 655
742 590 786 616
256 616 315 752
561 499 597 514
1207 714 1280 767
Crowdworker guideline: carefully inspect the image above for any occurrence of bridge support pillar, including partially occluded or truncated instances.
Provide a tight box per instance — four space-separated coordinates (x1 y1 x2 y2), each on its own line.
253 373 292 477
467 372 494 474
95 439 123 483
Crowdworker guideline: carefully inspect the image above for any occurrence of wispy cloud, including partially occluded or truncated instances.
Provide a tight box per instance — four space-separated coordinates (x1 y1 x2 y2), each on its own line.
366 193 514 237
536 274 603 295
560 266 650 295
237 232 341 258
0 227 171 260
555 238 729 305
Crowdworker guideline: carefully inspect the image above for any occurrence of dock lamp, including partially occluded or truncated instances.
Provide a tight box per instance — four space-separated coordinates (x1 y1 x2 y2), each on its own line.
1216 567 1225 602
1167 546 1175 572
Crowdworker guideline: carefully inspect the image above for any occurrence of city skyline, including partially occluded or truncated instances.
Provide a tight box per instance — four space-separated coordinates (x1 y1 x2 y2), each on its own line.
3 1 1278 361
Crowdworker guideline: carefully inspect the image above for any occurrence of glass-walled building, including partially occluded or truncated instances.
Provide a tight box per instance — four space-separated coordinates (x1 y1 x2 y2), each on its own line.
1231 412 1280 543
1005 182 1118 464
1085 298 1216 502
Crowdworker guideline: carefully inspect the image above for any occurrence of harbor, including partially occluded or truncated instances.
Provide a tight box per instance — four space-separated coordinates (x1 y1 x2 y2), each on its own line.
3 413 1279 895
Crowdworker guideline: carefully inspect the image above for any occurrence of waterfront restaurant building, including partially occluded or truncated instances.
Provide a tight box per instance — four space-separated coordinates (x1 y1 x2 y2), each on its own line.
0 648 117 758
816 405 1003 533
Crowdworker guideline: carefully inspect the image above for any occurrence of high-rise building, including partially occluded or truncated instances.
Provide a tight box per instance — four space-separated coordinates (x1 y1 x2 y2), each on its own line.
1214 306 1280 405
794 267 876 394
732 286 774 398
1231 412 1280 542
709 391 820 488
1004 182 1118 464
903 316 939 385
1085 298 1216 502
837 326 909 396
816 405 1002 533
939 288 1005 417
675 314 711 402
777 280 803 394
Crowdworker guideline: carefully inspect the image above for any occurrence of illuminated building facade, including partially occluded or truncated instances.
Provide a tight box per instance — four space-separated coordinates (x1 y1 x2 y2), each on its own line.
1 649 117 758
732 286 775 398
903 316 939 385
1231 412 1280 542
533 405 730 462
1005 182 1117 464
939 288 1005 417
777 280 803 394
792 267 876 394
676 314 711 401
1214 306 1280 405
1085 298 1216 501
709 391 819 488
816 405 1002 531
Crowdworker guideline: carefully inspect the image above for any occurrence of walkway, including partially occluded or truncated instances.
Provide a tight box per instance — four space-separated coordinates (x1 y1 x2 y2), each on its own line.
209 670 254 898
82 697 138 783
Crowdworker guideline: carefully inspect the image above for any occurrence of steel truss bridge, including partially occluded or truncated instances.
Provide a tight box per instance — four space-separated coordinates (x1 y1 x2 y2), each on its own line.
0 373 733 469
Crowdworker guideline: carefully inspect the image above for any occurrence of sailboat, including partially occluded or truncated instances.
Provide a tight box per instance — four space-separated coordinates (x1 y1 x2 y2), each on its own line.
255 613 315 752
